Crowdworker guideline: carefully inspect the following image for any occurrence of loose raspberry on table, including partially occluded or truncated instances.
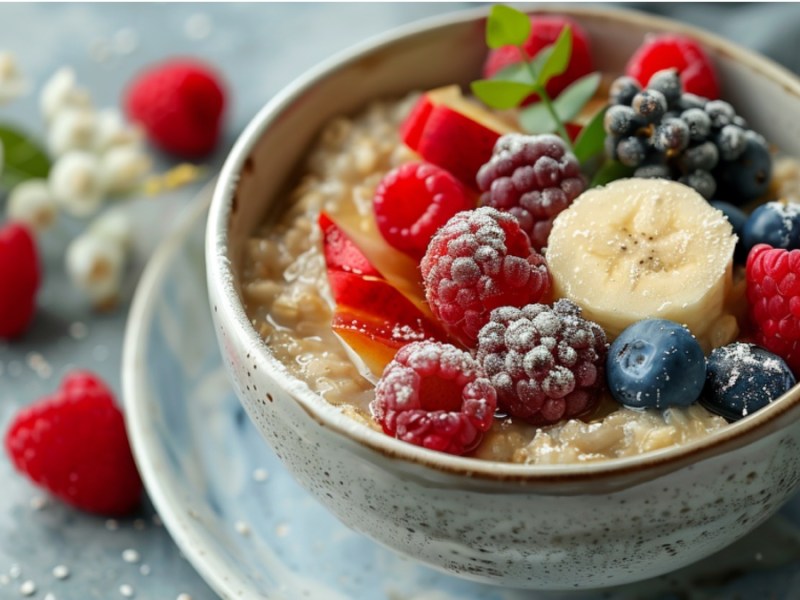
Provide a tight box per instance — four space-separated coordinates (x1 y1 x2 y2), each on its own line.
371 341 497 455
476 133 585 251
421 206 551 348
746 244 800 376
476 299 608 426
0 222 40 339
373 162 475 260
5 371 143 515
124 58 226 158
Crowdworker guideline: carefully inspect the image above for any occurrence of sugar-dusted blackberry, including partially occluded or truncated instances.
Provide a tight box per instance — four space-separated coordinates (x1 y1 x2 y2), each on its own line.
634 162 671 179
632 89 668 123
609 75 641 106
647 68 682 106
678 141 718 172
616 136 648 168
733 115 748 129
679 169 716 199
604 134 620 161
653 117 690 153
604 105 642 137
714 124 747 161
476 299 607 425
681 108 711 142
705 99 736 129
714 130 772 205
476 133 585 251
677 93 707 111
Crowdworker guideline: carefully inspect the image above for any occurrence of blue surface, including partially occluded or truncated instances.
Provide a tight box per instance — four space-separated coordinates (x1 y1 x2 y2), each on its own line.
1 3 800 599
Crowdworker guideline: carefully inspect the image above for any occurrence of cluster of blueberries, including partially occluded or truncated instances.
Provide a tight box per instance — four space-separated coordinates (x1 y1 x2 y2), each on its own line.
604 69 772 205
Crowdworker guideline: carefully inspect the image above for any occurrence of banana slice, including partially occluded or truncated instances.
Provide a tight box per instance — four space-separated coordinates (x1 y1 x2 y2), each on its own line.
546 178 736 351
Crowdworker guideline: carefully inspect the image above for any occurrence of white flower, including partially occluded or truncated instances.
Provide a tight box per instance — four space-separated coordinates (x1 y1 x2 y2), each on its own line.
47 108 97 157
89 207 132 250
6 179 58 232
40 67 92 123
49 151 104 217
93 108 143 153
100 145 151 195
0 52 27 105
65 232 126 308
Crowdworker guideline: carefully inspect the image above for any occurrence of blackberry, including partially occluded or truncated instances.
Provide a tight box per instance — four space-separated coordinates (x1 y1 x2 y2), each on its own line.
714 131 772 205
677 93 707 111
705 100 736 128
604 105 642 137
616 136 648 167
653 118 690 153
714 124 747 161
609 75 641 106
678 141 719 172
632 89 668 123
681 108 711 142
679 170 716 200
646 69 682 106
634 163 671 179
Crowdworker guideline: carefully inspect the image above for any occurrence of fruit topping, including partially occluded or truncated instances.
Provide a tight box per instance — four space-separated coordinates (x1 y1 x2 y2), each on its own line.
373 162 475 260
710 200 748 264
746 244 800 376
400 85 514 190
124 59 226 158
4 371 143 515
319 212 382 278
421 206 551 348
607 319 706 409
0 222 40 339
605 69 770 202
702 342 795 421
546 178 736 350
371 340 497 455
476 133 585 251
741 200 800 257
482 14 594 102
625 34 720 100
476 299 607 425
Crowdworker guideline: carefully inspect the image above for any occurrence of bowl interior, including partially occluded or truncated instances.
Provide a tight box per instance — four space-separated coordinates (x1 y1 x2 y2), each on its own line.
210 5 800 482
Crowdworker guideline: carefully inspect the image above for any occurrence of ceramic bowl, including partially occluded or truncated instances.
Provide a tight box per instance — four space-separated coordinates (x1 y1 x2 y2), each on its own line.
206 5 800 590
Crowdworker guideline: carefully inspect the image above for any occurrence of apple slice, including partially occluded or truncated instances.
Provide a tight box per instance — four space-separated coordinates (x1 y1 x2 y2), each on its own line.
401 85 517 190
318 212 382 278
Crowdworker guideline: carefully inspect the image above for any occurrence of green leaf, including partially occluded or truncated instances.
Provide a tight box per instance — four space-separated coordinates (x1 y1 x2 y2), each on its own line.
490 62 531 85
0 125 51 190
590 160 634 187
552 73 601 124
471 80 536 110
519 102 557 134
486 5 531 49
574 105 609 164
535 25 572 88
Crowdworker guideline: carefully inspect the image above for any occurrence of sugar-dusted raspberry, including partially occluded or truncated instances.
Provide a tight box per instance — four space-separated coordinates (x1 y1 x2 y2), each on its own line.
476 299 607 425
371 341 497 455
421 206 551 348
746 244 800 375
476 133 585 251
373 162 475 260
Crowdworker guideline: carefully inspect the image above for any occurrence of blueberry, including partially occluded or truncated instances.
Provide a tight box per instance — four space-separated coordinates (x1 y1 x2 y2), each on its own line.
632 89 668 123
646 69 682 106
681 108 712 142
607 319 706 409
710 200 748 263
616 137 648 167
741 201 800 255
653 118 690 153
714 131 772 205
609 76 642 106
604 105 642 137
702 343 796 421
679 170 716 199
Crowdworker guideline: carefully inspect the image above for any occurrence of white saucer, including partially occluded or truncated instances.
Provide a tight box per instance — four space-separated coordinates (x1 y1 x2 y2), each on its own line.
122 192 800 599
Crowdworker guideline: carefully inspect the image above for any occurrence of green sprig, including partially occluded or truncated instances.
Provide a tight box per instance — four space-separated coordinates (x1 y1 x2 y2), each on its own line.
0 125 51 190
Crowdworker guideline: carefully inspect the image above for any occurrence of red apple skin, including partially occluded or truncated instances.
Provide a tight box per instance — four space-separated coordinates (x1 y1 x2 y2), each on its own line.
319 212 383 278
332 309 409 377
400 95 434 150
415 105 501 191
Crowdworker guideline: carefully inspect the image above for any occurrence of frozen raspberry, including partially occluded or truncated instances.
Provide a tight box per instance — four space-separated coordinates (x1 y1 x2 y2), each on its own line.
476 133 585 251
421 207 551 348
482 15 593 102
5 371 143 515
746 244 800 375
373 162 475 260
476 299 607 425
625 34 720 100
125 59 226 158
371 341 497 455
0 222 40 339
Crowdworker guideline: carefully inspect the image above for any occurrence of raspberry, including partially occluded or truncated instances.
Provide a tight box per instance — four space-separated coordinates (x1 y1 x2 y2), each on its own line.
476 300 608 426
0 222 40 339
124 59 226 158
421 207 551 348
746 244 800 375
482 15 593 102
476 134 585 251
373 162 475 260
371 341 497 455
5 371 143 515
625 34 720 100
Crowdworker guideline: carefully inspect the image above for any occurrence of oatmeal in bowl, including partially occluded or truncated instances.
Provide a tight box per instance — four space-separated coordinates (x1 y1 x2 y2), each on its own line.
208 5 800 590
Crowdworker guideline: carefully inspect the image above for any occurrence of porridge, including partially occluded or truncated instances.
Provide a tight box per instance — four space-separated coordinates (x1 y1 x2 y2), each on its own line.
240 13 799 463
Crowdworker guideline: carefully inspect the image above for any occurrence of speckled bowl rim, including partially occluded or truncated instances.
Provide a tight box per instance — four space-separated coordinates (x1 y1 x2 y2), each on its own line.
207 4 800 484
